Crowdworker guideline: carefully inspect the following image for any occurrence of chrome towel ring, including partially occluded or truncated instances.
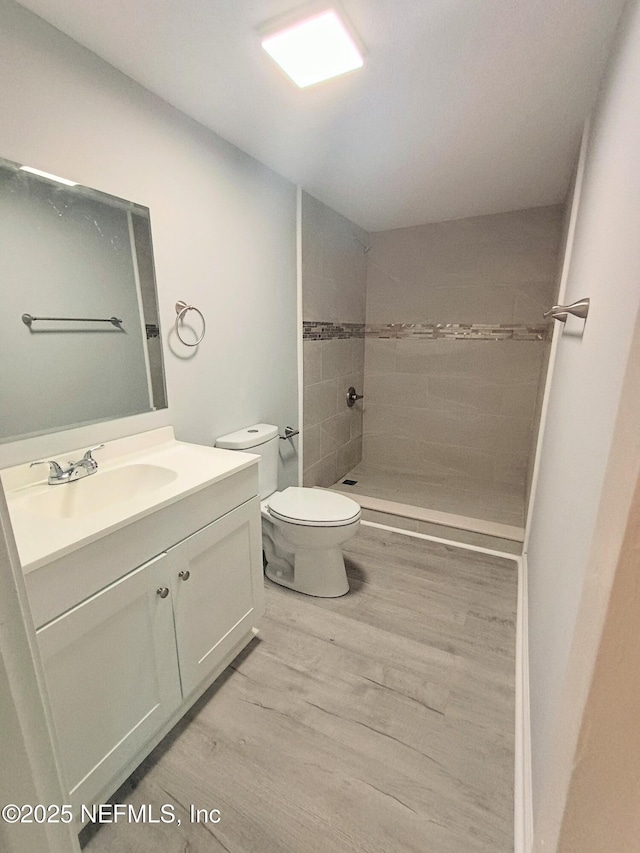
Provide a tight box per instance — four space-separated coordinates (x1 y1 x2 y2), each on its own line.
175 300 206 347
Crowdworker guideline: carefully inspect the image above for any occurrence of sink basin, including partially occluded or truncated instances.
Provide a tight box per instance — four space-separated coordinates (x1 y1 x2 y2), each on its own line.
18 464 177 520
1 427 259 574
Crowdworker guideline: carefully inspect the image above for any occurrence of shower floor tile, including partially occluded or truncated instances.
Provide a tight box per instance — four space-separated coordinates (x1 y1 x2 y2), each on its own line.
333 465 526 529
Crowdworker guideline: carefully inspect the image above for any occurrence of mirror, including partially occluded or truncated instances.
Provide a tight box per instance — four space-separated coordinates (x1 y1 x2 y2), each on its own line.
0 157 167 443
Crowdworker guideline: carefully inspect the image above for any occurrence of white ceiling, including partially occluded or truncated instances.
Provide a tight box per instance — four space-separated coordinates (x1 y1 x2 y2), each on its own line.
17 0 625 231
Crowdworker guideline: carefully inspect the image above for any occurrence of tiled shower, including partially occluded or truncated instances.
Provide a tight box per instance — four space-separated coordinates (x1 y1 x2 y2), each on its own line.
302 191 563 542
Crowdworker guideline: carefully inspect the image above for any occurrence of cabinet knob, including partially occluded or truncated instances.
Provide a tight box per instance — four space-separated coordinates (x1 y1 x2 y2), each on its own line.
178 570 190 581
156 587 170 598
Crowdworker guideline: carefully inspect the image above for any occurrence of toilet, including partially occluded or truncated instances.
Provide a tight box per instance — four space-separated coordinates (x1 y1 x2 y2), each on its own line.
215 424 361 597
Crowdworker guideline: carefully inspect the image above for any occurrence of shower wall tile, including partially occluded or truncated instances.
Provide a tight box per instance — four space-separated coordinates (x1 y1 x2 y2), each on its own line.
493 451 529 485
300 194 324 273
322 338 355 380
361 434 500 482
425 375 505 416
361 433 424 472
301 192 368 485
476 414 533 456
366 261 426 323
351 406 363 438
368 207 562 303
302 338 365 486
366 404 531 456
366 206 563 325
498 382 540 418
303 423 323 468
303 340 322 385
303 451 338 489
302 272 337 323
338 436 363 476
353 338 365 374
303 378 337 427
364 373 428 408
413 339 545 383
513 281 559 324
395 338 428 373
364 339 396 374
301 192 367 324
362 205 563 489
321 411 351 456
361 403 397 437
304 203 563 492
419 442 497 482
401 338 467 376
425 285 516 325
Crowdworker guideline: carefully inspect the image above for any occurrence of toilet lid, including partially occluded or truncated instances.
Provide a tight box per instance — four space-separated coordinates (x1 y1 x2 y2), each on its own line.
268 487 361 527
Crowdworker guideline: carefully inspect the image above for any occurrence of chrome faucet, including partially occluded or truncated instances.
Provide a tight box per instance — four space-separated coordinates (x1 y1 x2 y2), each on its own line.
30 445 105 485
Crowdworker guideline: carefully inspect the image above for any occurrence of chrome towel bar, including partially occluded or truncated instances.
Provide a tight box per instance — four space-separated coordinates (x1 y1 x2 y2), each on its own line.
22 313 122 327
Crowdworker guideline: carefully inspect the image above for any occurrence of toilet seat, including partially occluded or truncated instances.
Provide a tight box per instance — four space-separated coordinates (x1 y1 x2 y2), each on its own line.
267 487 361 527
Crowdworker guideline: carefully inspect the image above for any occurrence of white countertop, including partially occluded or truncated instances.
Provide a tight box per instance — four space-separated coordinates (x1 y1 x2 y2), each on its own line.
1 427 258 573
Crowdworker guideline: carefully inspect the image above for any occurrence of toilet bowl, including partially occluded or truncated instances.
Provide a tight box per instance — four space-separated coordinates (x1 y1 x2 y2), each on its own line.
215 425 361 597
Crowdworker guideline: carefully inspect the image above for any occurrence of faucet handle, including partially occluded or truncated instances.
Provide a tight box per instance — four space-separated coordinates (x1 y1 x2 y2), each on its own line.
82 444 105 462
30 459 65 478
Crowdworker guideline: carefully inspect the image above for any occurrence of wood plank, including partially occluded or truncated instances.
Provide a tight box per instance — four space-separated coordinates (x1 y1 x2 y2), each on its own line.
81 526 517 852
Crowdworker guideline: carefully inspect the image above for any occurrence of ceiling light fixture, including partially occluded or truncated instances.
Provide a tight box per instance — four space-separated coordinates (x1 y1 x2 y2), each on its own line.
19 166 77 186
261 8 363 88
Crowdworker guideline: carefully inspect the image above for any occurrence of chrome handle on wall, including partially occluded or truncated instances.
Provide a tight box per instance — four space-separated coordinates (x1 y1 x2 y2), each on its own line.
156 587 170 598
178 570 190 581
543 298 590 323
347 386 364 408
279 426 299 440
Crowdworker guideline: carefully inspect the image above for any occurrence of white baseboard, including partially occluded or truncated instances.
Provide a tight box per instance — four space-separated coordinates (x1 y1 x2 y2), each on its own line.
515 553 533 852
360 519 520 559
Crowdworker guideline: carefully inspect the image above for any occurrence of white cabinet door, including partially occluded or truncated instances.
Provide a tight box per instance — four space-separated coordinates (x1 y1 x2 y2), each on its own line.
168 498 263 698
37 554 182 810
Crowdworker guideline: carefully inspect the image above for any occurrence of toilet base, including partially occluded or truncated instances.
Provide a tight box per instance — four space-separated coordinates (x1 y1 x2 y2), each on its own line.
265 548 349 597
261 506 358 598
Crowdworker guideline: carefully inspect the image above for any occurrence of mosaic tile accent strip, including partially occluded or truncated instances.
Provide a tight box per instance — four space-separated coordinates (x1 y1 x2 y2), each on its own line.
303 321 365 340
364 323 552 341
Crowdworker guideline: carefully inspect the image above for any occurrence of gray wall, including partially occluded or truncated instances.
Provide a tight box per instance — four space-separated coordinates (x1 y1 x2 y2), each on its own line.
0 0 298 487
301 192 368 487
527 0 640 840
363 206 563 515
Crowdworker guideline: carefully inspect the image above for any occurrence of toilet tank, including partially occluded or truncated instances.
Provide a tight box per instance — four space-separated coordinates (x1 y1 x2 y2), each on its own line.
215 423 279 499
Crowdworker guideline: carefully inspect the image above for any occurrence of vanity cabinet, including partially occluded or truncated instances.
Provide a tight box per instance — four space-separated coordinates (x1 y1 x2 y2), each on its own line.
167 499 261 698
37 553 182 811
35 494 263 814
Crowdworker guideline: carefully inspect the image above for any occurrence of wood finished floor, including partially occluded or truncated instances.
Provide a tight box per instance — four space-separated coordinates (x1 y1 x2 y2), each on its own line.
82 526 517 853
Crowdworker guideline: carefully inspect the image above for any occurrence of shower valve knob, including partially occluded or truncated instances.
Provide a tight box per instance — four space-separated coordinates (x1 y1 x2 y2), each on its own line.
347 386 364 407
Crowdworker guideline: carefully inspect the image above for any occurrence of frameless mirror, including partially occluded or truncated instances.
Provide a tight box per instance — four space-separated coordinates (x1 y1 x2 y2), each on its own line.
0 157 167 444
